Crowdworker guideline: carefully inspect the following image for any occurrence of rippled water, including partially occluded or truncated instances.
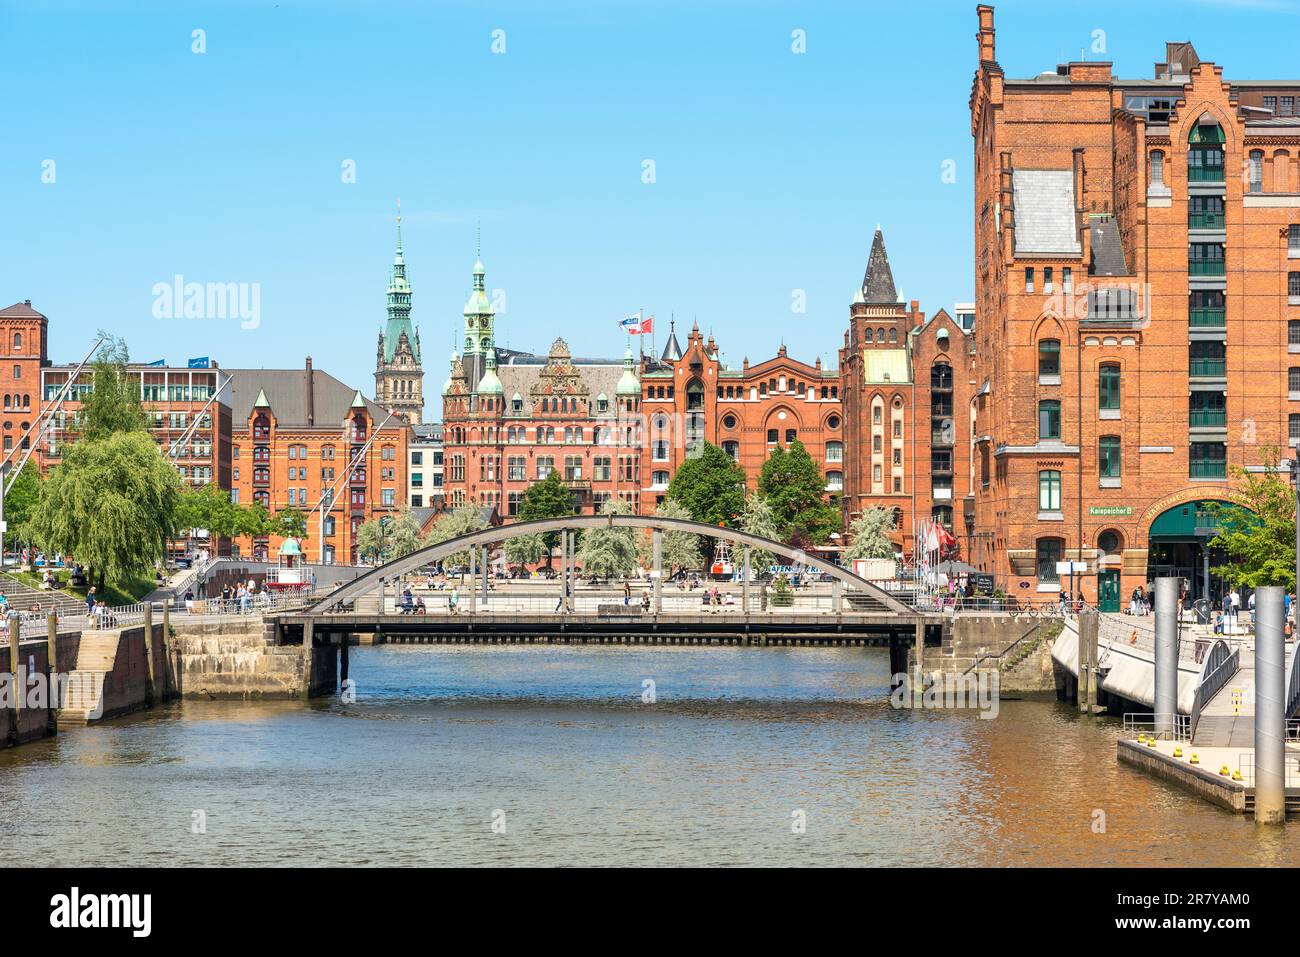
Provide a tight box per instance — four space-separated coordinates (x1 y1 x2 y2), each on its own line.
1 644 1296 866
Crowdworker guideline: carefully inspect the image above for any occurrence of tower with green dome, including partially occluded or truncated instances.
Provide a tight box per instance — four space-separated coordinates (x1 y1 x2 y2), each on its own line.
375 200 425 423
460 231 495 393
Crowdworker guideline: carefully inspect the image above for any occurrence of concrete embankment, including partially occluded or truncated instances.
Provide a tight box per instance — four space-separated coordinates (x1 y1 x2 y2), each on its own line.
911 615 1061 694
174 618 315 699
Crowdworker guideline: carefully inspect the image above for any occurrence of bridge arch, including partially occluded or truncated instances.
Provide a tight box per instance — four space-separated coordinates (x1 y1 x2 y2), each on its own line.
306 515 915 616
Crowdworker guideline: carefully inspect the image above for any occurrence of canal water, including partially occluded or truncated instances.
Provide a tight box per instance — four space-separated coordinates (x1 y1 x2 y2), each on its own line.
2 645 1297 866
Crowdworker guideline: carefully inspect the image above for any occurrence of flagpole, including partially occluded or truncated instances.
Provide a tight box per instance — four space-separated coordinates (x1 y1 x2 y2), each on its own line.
638 308 644 367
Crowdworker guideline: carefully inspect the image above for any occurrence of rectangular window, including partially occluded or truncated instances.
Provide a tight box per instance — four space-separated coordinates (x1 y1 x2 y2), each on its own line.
1036 538 1062 584
1098 364 1121 411
1149 151 1164 185
1038 470 1061 511
1063 267 1072 293
1038 400 1061 440
1043 267 1054 294
1290 367 1300 392
1025 267 1034 294
1190 442 1227 479
1038 340 1060 378
1099 436 1121 478
1289 272 1300 302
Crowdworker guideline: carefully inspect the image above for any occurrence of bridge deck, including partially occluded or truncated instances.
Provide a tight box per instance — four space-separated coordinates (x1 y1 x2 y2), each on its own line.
275 610 937 642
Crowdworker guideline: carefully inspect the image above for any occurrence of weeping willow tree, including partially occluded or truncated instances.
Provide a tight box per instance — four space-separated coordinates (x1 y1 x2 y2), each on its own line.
578 498 638 578
28 431 182 589
422 505 489 568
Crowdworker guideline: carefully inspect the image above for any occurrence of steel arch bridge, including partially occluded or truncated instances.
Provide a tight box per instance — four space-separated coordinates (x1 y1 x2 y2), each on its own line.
305 514 914 617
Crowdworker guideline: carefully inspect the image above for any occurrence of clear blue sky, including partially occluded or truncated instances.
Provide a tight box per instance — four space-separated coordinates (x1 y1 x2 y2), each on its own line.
3 0 1298 420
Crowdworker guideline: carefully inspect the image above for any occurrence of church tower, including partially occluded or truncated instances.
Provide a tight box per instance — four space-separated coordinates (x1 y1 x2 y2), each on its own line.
375 201 424 424
459 232 495 393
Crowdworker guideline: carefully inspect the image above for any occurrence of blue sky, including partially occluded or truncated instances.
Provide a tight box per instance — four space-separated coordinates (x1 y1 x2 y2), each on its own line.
4 0 1299 420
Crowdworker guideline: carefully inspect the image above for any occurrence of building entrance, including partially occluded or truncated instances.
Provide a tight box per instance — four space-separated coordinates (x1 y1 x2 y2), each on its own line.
1146 499 1236 604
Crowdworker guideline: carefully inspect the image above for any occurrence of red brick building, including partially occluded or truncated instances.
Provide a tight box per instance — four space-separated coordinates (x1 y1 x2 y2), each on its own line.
0 301 50 461
969 5 1300 608
839 231 979 558
640 320 843 513
227 359 408 564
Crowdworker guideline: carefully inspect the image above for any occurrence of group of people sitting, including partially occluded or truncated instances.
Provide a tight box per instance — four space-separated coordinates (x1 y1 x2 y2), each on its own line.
397 587 428 615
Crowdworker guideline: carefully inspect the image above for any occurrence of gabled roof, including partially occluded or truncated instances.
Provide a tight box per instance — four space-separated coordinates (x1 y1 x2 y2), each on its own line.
1089 217 1129 276
227 367 388 427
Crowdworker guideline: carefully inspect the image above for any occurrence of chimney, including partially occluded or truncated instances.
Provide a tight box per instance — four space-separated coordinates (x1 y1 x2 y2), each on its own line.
977 4 995 63
24 299 31 306
305 356 315 427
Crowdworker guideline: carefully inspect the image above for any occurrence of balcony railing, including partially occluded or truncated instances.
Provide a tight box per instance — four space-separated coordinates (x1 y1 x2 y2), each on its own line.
1188 166 1225 183
1190 409 1227 427
1190 460 1227 479
1189 307 1226 327
1190 358 1227 377
1188 212 1224 230
1189 260 1226 276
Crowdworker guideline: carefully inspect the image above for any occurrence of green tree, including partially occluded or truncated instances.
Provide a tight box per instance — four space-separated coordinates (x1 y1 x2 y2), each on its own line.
1205 458 1295 591
79 335 148 441
578 497 637 578
518 470 575 566
639 497 702 573
758 439 839 546
504 533 548 572
176 483 245 539
28 431 182 588
666 442 747 527
355 508 422 563
738 492 780 577
3 466 42 553
270 507 308 541
845 507 897 561
422 504 489 569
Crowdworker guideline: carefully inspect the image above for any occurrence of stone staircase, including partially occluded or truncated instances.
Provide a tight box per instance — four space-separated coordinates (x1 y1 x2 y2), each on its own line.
0 573 90 617
57 631 120 725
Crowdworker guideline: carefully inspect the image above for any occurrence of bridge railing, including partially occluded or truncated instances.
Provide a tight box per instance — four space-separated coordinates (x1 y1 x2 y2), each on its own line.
356 590 851 616
1287 643 1300 719
1235 752 1300 786
1189 640 1239 741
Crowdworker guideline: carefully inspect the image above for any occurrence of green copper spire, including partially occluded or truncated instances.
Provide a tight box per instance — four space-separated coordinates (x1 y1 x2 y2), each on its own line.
462 237 495 357
381 199 420 363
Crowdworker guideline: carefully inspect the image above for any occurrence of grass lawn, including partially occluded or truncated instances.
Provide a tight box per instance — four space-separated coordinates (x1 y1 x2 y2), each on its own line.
6 567 157 606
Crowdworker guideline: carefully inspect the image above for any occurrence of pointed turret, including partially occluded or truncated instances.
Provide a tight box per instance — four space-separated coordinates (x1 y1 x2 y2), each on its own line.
253 388 271 408
476 348 503 396
660 318 683 363
380 200 419 364
861 227 898 304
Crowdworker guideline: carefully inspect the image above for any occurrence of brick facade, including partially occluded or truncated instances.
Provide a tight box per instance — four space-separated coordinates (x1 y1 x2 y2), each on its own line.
969 4 1300 607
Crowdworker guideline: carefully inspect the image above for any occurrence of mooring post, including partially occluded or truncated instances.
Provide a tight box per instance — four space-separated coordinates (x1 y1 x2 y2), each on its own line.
652 529 663 616
468 546 477 615
142 601 156 708
1153 577 1178 737
913 618 924 700
481 545 489 610
8 619 22 743
741 545 750 616
300 620 315 700
161 599 171 698
46 610 58 733
1254 585 1286 824
1077 607 1098 713
832 579 842 615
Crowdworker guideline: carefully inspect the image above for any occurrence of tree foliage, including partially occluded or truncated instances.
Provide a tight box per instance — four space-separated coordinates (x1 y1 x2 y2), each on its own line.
518 470 575 561
577 497 637 578
422 504 489 568
639 497 702 573
504 533 548 570
2 466 42 550
28 431 182 586
757 439 839 546
1206 458 1296 591
666 442 748 527
356 507 423 563
845 507 897 561
738 492 780 576
80 335 148 441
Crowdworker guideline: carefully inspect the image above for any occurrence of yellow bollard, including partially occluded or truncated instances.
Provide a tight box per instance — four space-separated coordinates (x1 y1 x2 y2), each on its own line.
1232 769 1243 782
1219 765 1230 776
1173 747 1183 758
1137 733 1146 744
1190 753 1200 765
1147 736 1158 747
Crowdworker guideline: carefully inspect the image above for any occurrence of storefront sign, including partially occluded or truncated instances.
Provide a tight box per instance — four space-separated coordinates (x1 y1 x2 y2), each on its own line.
1088 506 1133 516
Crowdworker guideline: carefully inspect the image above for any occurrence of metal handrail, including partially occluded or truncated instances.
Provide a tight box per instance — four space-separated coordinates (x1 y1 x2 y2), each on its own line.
1123 712 1191 742
1190 639 1239 741
1286 643 1300 719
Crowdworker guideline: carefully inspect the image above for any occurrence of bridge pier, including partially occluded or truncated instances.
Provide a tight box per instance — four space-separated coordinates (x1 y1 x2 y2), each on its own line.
1154 577 1178 737
652 530 663 615
1255 586 1286 824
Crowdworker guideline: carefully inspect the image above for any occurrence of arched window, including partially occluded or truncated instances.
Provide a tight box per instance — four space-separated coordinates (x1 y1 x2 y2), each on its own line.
1249 150 1264 193
12 333 21 352
1099 363 1121 412
1149 150 1165 188
1188 120 1225 183
864 327 873 343
930 362 952 390
889 328 898 343
876 327 886 342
